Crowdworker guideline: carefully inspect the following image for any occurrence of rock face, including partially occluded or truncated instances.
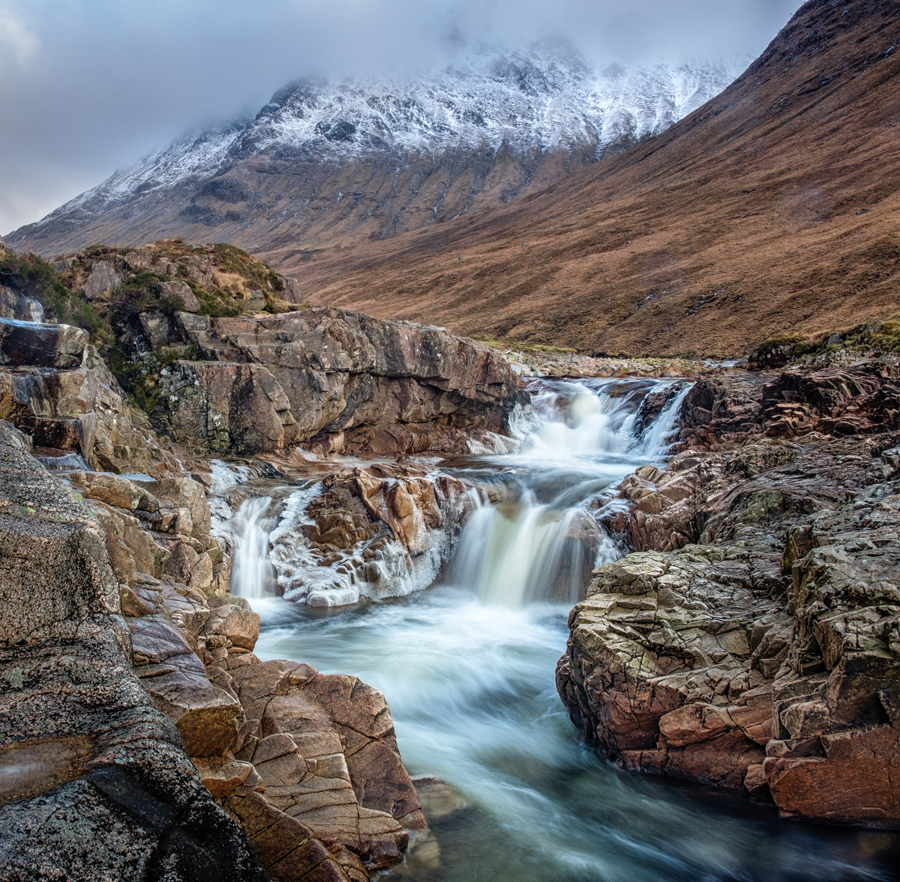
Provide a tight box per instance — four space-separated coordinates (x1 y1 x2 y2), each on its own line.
0 343 182 475
0 297 424 877
147 307 524 456
0 420 270 881
124 582 419 880
256 463 469 607
0 317 89 369
559 361 900 826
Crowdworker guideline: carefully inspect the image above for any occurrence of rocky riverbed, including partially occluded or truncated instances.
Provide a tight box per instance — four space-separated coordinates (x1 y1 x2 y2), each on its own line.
0 243 483 880
1 236 900 880
558 359 900 824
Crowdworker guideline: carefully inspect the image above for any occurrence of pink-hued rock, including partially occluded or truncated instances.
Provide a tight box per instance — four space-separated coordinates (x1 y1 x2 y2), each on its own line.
153 307 524 456
560 363 900 827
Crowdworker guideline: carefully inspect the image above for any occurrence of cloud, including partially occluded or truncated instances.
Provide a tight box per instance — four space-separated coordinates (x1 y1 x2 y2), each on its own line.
0 4 38 66
0 0 801 235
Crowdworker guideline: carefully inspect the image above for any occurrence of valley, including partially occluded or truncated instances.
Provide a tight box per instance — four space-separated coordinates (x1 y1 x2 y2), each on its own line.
1 0 900 880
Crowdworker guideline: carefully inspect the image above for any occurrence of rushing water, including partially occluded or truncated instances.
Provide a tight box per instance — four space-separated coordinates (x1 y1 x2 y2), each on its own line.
231 496 277 600
246 379 900 882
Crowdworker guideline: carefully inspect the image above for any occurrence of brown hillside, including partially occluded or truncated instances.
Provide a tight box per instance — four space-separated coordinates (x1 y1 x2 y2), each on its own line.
273 0 900 357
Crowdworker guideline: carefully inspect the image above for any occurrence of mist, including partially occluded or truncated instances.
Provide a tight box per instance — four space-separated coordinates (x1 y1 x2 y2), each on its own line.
0 0 800 235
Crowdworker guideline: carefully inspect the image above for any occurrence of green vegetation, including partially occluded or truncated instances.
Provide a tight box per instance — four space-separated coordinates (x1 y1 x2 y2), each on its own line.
837 319 900 353
1 239 296 417
0 249 105 338
213 243 284 293
753 319 900 366
189 282 244 318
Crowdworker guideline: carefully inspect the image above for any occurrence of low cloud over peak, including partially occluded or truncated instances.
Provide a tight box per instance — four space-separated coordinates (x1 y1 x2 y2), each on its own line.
0 0 799 234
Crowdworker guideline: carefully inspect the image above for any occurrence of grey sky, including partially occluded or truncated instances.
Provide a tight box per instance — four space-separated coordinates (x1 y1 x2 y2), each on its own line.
0 0 799 235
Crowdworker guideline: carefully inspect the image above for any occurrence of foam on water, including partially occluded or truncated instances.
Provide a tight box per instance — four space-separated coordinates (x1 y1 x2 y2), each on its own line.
251 377 899 880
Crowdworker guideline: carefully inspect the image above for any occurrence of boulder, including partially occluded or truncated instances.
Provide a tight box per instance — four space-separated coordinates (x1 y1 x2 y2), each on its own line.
228 659 417 869
282 277 304 304
130 614 245 757
269 464 469 606
160 280 201 312
81 260 121 300
147 307 524 456
0 317 88 369
0 420 267 880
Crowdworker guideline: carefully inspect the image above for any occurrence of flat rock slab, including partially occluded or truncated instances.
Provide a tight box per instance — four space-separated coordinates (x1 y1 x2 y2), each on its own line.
0 317 87 368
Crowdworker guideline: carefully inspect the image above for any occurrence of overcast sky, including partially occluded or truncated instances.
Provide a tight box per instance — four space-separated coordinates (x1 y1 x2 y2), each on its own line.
0 0 799 235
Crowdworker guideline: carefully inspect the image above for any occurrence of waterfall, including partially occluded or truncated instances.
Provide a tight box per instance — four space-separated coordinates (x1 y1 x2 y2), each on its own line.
450 378 690 608
631 382 693 459
230 496 277 600
453 490 587 606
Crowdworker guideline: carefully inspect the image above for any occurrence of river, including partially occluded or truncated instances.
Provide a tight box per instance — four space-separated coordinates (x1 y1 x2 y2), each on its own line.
225 378 900 882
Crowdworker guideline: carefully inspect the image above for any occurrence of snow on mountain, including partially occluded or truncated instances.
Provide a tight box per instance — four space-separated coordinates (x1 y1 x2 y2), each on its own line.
10 42 748 257
47 44 747 218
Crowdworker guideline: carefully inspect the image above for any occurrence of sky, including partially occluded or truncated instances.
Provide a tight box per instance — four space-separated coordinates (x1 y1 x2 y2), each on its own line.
0 0 800 236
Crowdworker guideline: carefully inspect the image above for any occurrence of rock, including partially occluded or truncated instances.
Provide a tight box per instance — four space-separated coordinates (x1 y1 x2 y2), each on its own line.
148 307 525 456
161 279 202 312
193 757 262 798
0 424 121 646
164 539 215 589
0 284 44 322
270 464 469 606
223 789 353 882
557 548 777 789
159 360 300 456
561 363 900 827
130 614 245 757
0 317 88 369
205 603 261 650
0 420 267 880
0 345 181 475
92 500 171 582
153 475 214 541
282 277 304 304
229 659 416 868
81 260 121 300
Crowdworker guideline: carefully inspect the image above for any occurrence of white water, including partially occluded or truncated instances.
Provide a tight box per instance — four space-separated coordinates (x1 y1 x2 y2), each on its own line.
209 459 253 493
250 378 898 880
230 496 277 600
448 378 688 608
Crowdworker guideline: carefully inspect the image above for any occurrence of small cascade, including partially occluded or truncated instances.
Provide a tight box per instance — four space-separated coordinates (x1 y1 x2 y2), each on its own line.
523 380 635 459
630 382 693 459
449 377 691 608
230 496 277 600
453 490 587 607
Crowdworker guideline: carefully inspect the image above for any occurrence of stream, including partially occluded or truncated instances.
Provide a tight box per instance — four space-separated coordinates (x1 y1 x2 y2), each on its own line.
223 378 900 882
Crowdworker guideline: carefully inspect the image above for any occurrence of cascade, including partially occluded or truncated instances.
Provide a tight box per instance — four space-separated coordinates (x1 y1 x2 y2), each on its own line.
450 378 688 608
230 496 277 600
252 376 887 882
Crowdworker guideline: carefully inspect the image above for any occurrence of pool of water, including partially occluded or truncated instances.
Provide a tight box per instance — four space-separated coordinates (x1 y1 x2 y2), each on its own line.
242 378 900 881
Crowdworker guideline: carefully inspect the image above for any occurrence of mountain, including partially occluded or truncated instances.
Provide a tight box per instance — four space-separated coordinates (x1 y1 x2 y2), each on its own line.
8 43 745 257
279 0 900 357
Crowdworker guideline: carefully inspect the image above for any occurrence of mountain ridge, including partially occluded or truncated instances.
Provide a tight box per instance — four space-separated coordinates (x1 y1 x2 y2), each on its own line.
284 0 900 357
8 43 746 257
